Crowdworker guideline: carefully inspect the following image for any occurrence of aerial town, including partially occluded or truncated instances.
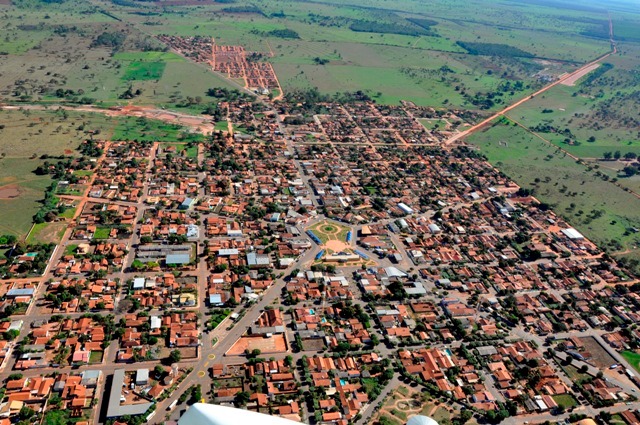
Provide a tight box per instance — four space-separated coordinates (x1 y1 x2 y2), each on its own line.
2 0 640 422
0 89 639 425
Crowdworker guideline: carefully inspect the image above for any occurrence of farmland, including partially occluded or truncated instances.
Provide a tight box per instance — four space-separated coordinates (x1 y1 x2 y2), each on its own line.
506 43 640 160
0 0 633 112
88 0 619 109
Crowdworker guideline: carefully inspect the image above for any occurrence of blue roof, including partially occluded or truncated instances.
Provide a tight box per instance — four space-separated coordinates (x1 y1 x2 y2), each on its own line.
166 254 190 264
7 288 35 297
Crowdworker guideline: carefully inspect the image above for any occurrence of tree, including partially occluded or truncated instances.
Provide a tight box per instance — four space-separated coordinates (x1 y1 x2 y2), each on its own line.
0 234 16 246
456 410 473 425
284 355 293 367
3 329 20 341
213 263 228 273
169 349 182 363
154 365 165 378
234 391 251 406
599 411 612 423
18 406 35 420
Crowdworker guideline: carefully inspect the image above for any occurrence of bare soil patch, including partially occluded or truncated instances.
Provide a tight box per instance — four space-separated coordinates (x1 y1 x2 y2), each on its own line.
0 184 21 199
579 336 617 368
226 334 288 356
326 239 349 252
561 63 600 86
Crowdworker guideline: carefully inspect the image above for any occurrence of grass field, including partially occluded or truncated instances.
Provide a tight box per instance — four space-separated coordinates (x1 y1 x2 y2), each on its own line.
161 143 198 158
552 394 578 409
0 159 53 237
419 119 448 131
621 351 640 374
610 414 626 424
308 221 351 245
89 351 104 363
465 119 640 262
26 222 67 244
94 227 111 240
214 121 230 132
0 109 113 240
0 109 114 158
123 61 166 81
88 0 618 108
559 363 591 382
112 117 204 143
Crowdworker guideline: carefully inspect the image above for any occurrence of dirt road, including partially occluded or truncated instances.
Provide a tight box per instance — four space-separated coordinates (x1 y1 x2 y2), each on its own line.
445 23 617 145
1 104 215 134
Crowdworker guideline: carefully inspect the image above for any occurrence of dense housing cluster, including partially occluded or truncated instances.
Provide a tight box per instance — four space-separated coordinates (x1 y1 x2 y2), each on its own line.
0 94 639 425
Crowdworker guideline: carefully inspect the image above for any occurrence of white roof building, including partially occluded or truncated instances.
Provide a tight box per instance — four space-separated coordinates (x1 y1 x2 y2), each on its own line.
178 403 301 425
561 227 585 240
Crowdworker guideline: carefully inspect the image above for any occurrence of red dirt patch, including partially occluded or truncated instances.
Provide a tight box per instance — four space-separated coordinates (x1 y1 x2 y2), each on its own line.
0 185 21 199
226 334 288 356
64 149 74 155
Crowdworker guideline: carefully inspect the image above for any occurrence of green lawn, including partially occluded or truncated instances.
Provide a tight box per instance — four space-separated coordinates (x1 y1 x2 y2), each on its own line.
89 351 103 363
123 61 166 81
162 143 198 159
113 52 185 62
621 351 640 374
94 227 111 239
55 183 84 196
215 121 230 132
59 206 77 219
390 409 407 421
418 119 448 131
552 394 578 409
43 409 89 425
558 363 590 383
610 414 626 424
